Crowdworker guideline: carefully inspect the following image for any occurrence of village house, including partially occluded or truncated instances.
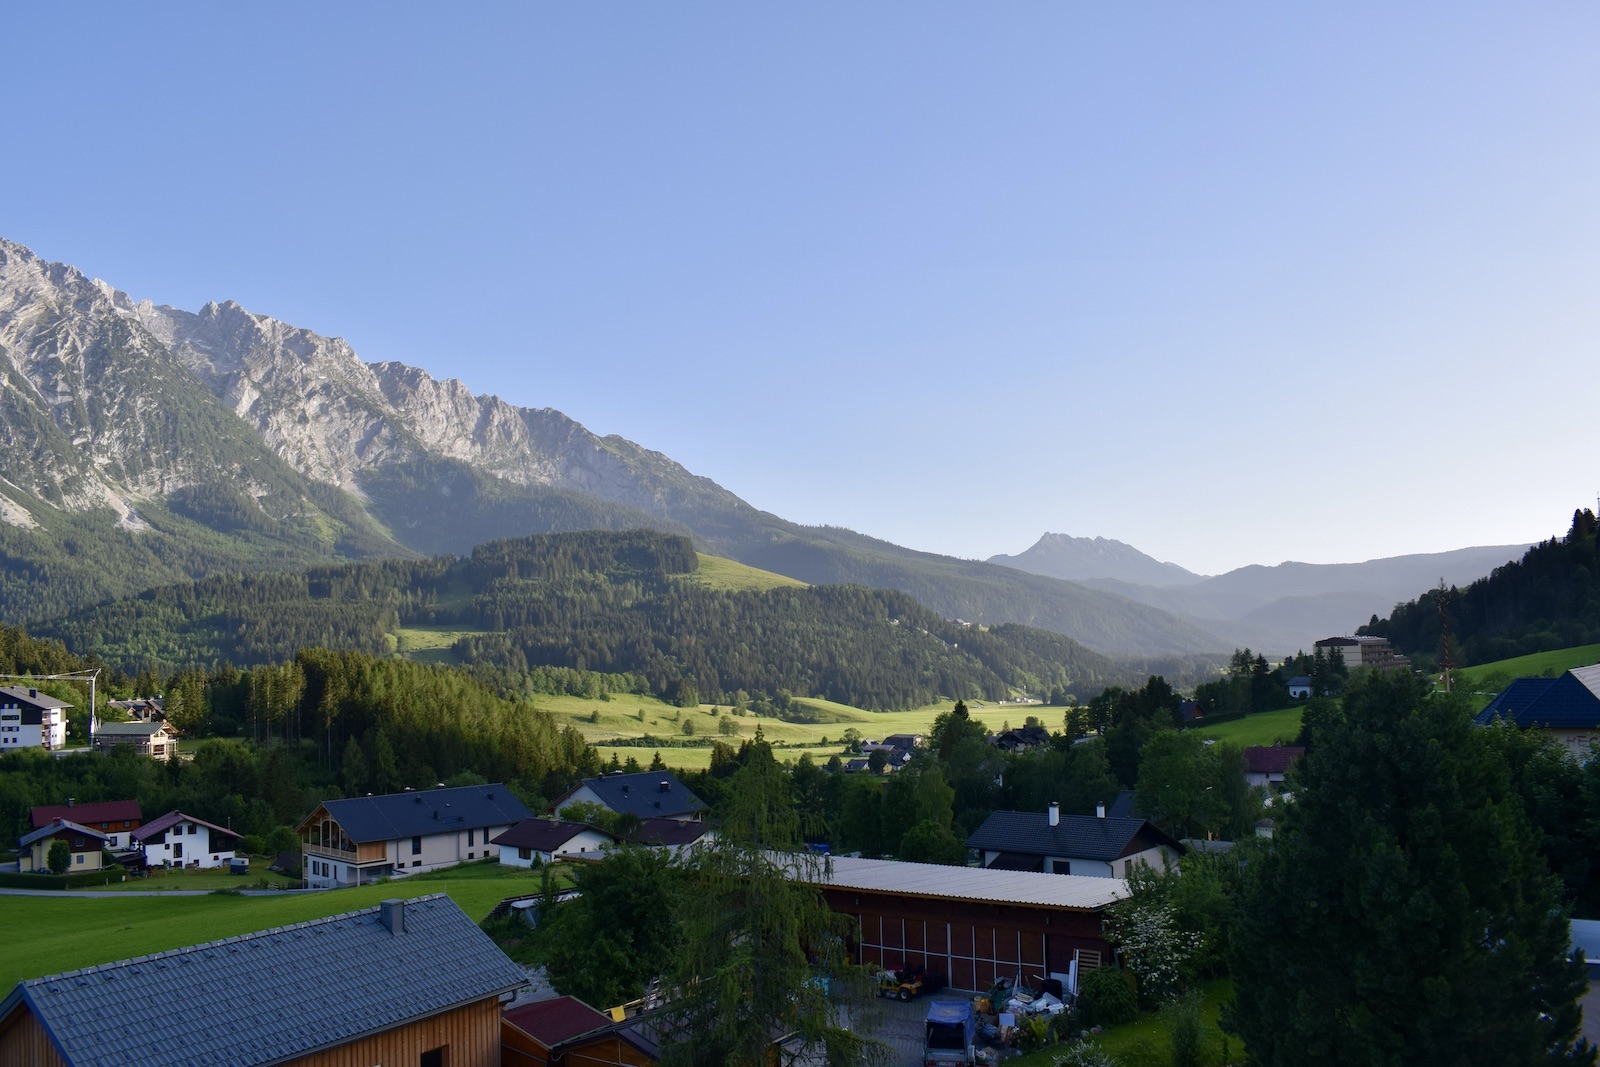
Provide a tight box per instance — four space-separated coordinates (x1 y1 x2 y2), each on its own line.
502 995 661 1066
1243 745 1306 790
90 720 180 760
30 799 143 850
133 810 242 869
966 802 1186 878
104 697 164 721
1475 663 1600 761
298 783 532 889
627 817 715 850
492 818 617 868
553 771 706 824
0 895 527 1067
0 686 69 752
17 820 110 874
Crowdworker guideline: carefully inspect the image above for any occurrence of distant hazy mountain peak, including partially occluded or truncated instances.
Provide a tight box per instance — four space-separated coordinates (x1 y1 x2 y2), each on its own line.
989 532 1207 587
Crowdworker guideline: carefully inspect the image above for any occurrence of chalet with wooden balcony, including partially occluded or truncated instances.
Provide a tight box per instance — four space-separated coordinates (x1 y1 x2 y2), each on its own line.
298 783 532 889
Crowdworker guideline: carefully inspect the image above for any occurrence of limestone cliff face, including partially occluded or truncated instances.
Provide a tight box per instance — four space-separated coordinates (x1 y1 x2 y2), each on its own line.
0 237 746 532
0 240 271 522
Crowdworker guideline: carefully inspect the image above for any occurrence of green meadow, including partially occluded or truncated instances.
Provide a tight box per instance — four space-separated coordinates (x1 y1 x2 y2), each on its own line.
0 861 566 992
1189 705 1305 747
542 694 1051 770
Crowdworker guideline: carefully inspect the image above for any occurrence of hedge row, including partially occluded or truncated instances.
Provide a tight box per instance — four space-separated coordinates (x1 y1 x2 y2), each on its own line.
0 869 128 890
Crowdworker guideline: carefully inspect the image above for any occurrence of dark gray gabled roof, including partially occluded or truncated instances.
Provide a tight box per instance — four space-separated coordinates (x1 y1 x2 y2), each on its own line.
562 772 707 820
19 820 109 849
1 894 525 1067
966 810 1185 862
1474 666 1600 729
312 784 532 844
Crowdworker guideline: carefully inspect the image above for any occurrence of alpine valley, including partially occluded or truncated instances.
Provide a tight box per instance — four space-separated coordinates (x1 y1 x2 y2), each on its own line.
0 238 1529 664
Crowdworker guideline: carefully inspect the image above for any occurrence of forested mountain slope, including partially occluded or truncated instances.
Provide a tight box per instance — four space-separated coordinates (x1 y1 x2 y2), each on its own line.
40 530 1136 709
0 237 1238 656
1360 508 1600 666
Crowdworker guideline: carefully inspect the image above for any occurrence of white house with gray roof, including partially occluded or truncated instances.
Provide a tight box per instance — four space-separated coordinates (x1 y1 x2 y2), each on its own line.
297 783 532 889
966 802 1186 878
553 771 707 823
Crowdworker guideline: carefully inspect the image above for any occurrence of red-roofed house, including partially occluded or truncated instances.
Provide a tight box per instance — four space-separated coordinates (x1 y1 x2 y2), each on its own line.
133 811 242 869
501 996 658 1066
1243 746 1305 790
491 820 616 869
30 800 143 850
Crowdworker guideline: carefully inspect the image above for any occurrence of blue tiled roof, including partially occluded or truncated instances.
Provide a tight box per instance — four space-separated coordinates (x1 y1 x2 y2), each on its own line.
2 894 526 1066
966 810 1183 862
568 772 706 820
318 784 532 843
1474 666 1600 729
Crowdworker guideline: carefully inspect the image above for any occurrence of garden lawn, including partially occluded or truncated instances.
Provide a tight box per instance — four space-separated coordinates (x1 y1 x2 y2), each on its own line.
0 860 565 992
70 864 298 893
1188 706 1303 747
1011 980 1240 1067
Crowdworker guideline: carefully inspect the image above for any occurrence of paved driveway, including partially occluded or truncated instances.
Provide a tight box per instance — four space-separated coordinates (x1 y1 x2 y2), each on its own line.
853 991 1014 1066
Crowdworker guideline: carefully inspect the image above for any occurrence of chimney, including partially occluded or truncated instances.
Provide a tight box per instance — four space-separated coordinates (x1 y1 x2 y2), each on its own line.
1096 802 1106 819
67 797 75 808
379 899 406 935
658 781 670 793
1048 802 1059 827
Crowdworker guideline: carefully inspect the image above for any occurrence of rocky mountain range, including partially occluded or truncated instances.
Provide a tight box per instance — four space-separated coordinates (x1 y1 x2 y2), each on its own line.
0 238 1527 659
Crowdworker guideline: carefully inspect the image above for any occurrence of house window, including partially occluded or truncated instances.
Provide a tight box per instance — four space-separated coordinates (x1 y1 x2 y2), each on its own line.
420 1046 446 1067
518 847 531 860
411 835 422 856
75 854 85 865
467 828 474 846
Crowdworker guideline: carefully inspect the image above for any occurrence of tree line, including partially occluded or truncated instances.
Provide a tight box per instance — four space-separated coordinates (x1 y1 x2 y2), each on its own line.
1362 507 1600 667
37 529 1137 710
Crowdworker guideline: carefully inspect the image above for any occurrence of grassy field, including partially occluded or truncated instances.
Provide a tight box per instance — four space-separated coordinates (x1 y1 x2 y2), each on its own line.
0 860 569 992
392 624 486 666
542 693 1047 767
1189 705 1304 747
686 552 807 592
1453 642 1600 691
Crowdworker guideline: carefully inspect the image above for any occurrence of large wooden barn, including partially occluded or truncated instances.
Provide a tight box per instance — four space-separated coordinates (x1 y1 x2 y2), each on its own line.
813 855 1127 988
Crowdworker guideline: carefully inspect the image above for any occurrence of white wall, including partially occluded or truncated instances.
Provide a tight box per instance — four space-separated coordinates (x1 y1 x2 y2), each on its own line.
143 820 236 869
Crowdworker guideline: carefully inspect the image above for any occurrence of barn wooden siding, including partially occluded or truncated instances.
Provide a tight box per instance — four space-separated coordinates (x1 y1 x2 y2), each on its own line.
823 888 1109 989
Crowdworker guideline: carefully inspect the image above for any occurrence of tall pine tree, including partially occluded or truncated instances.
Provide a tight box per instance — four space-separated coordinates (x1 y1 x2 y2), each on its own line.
1228 671 1593 1065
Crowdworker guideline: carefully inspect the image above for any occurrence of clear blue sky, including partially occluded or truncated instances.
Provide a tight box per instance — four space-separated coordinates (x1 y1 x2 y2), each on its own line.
5 4 1596 575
